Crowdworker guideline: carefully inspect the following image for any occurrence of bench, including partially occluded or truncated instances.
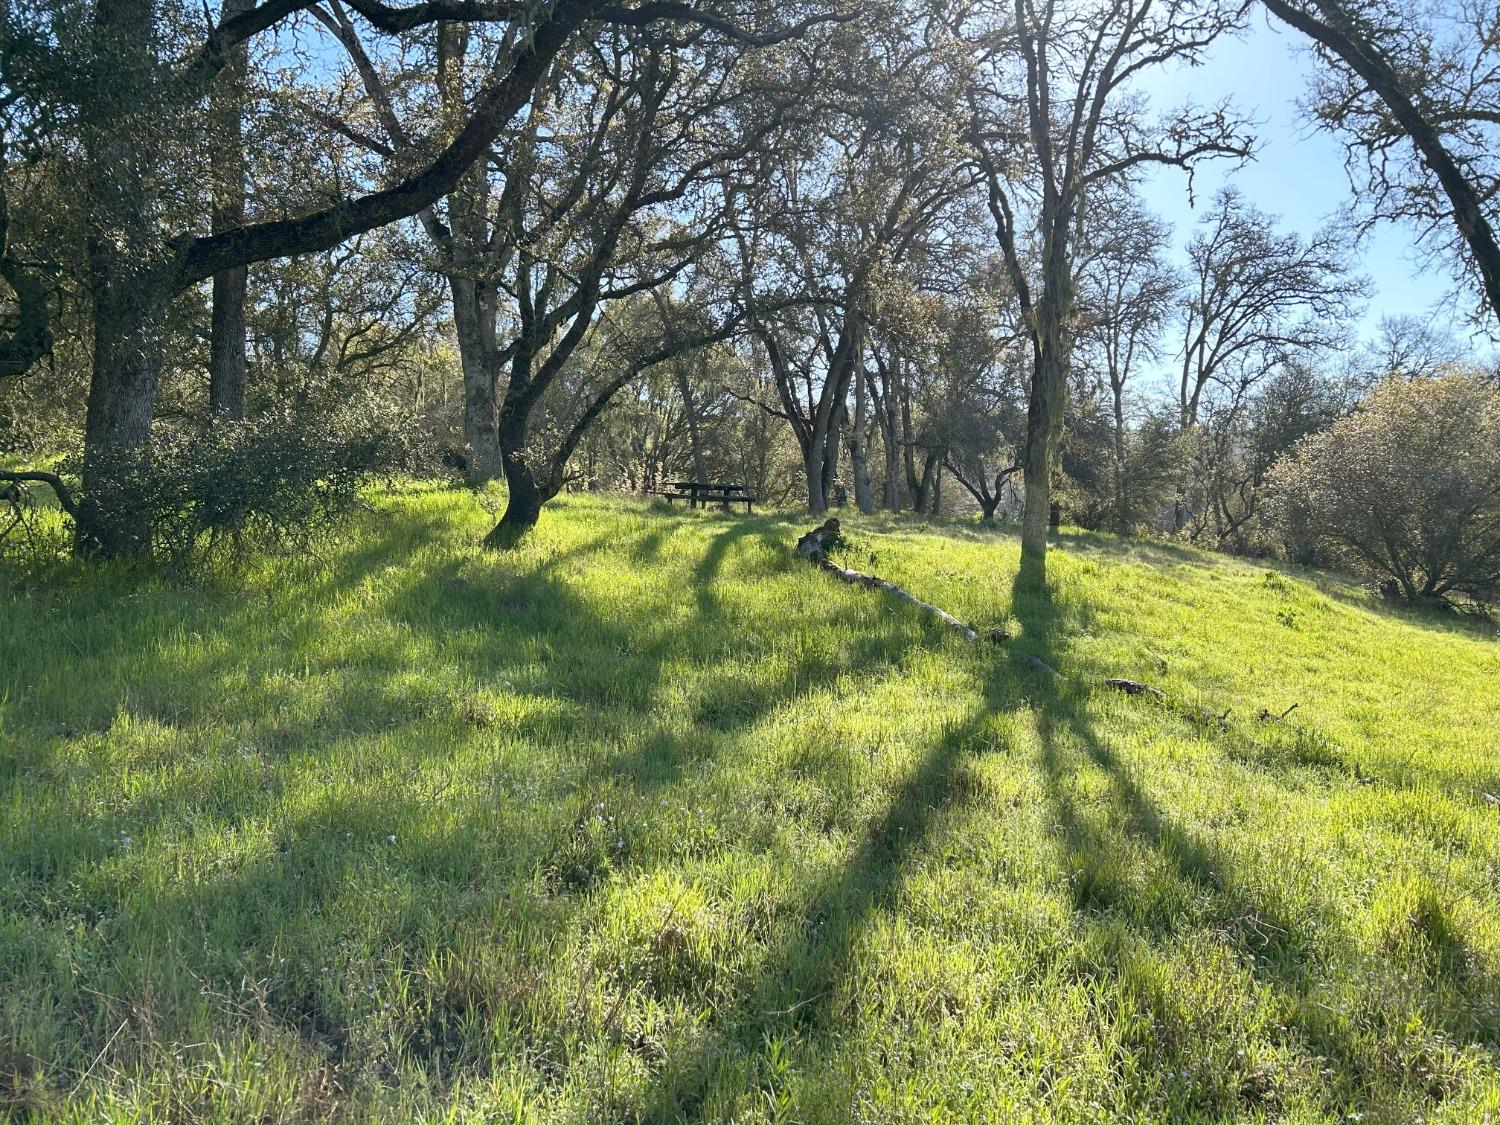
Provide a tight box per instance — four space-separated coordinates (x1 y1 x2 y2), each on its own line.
657 481 758 513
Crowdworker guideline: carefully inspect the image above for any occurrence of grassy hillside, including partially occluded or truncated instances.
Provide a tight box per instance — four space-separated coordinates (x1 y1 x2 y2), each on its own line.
1 487 1496 1122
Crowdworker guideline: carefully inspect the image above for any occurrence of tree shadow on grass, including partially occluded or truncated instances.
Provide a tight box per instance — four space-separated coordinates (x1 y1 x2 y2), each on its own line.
635 655 1038 1120
1012 575 1498 1116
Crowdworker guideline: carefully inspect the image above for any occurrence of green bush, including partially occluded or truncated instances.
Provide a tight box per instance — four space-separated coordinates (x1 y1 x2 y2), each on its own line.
1266 374 1500 606
86 406 427 567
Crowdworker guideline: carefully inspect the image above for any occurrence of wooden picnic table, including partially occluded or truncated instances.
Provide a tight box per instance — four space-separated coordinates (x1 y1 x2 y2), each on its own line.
658 481 758 512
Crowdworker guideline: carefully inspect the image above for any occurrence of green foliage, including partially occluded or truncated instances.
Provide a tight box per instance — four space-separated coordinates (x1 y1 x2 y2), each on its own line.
0 491 1495 1120
1267 374 1500 605
87 407 427 568
1062 407 1188 535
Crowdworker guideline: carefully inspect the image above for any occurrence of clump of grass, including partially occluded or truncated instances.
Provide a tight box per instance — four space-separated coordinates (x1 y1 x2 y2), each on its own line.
1 485 1496 1121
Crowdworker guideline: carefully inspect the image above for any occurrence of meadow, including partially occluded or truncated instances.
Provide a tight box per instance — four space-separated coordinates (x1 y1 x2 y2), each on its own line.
1 486 1496 1121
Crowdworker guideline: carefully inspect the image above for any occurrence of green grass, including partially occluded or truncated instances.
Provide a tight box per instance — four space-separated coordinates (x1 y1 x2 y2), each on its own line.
1 486 1497 1122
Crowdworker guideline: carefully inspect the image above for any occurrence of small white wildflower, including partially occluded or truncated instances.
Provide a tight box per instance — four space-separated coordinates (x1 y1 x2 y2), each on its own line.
386 834 396 844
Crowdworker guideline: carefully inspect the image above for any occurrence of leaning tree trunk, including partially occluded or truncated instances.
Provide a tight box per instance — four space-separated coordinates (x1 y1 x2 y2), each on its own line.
484 407 547 549
207 0 252 421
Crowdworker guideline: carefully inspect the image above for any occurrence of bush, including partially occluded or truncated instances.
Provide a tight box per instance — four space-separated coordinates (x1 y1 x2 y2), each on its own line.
1060 408 1189 535
1265 375 1500 606
87 405 427 567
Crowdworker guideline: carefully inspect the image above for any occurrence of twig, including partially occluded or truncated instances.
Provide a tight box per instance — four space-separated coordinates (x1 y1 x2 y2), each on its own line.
77 1018 129 1086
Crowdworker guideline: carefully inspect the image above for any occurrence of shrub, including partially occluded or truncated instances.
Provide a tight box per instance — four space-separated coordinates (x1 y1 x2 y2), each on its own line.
1265 375 1500 606
87 405 427 567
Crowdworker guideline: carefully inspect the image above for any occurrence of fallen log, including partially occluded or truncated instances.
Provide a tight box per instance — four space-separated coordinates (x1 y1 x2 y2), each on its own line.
793 521 1162 697
797 518 979 642
1104 677 1166 700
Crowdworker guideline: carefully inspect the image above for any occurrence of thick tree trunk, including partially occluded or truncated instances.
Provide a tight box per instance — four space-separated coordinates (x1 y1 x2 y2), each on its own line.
1019 323 1068 589
77 0 159 557
804 445 828 514
484 408 548 549
209 271 248 420
78 289 162 556
207 0 252 421
486 454 545 548
451 275 502 484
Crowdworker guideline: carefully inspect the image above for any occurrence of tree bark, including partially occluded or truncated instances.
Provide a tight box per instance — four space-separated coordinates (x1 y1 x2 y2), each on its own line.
1019 312 1068 588
207 0 252 421
484 405 549 549
450 275 503 484
77 0 161 557
849 325 874 513
677 355 708 484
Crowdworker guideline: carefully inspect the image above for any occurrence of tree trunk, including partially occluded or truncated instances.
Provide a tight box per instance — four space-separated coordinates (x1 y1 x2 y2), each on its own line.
822 400 844 506
804 444 828 514
209 272 248 421
77 0 159 557
1018 227 1072 587
1019 323 1068 589
484 406 547 548
868 349 903 509
207 0 252 421
78 287 162 557
1111 381 1127 532
901 368 922 505
677 356 708 484
849 328 874 514
880 408 902 509
451 275 503 484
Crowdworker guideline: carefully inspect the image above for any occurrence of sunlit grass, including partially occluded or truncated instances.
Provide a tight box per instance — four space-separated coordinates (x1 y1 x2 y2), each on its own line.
1 485 1496 1121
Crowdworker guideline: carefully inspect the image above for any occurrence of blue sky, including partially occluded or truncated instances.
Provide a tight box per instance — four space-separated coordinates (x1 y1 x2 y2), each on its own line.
1133 9 1457 343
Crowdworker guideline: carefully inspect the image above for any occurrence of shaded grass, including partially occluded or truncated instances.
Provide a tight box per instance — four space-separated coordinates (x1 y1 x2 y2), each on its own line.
1 486 1496 1121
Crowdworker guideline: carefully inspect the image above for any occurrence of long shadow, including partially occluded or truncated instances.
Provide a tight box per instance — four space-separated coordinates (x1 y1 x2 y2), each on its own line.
691 519 784 620
1012 569 1498 1115
636 657 1029 1121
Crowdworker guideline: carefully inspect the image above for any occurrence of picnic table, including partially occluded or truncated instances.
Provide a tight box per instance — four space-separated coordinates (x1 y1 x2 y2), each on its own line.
658 481 759 512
